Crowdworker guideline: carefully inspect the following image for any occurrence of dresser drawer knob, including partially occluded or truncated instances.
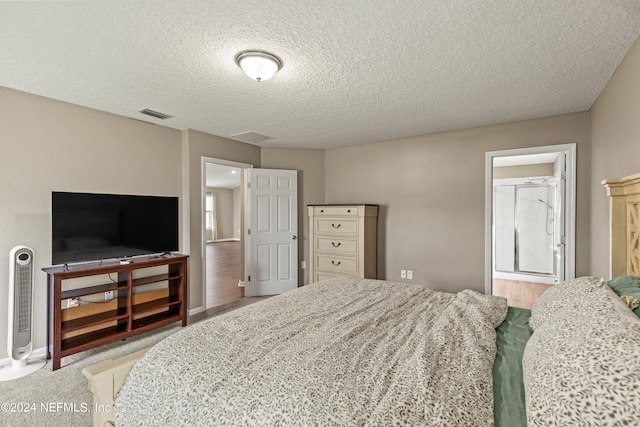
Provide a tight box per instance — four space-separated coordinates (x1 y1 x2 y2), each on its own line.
331 242 341 247
331 260 341 266
331 223 341 229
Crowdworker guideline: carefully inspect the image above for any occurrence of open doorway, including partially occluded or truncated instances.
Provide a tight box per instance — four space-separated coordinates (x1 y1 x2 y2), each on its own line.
485 144 576 307
201 157 300 307
203 158 250 309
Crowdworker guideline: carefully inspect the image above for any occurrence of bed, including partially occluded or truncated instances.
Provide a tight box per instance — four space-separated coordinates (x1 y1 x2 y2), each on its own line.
83 171 640 426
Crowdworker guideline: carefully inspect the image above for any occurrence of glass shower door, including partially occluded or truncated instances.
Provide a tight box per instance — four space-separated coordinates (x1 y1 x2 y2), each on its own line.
516 185 555 275
494 185 516 273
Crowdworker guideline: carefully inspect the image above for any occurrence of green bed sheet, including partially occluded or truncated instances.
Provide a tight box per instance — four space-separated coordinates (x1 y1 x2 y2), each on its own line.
493 306 532 427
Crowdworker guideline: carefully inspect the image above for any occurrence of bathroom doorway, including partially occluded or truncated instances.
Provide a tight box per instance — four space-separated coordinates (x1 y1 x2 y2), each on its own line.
485 144 576 306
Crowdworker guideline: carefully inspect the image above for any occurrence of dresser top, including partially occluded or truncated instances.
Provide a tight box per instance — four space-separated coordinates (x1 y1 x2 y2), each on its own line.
307 204 379 207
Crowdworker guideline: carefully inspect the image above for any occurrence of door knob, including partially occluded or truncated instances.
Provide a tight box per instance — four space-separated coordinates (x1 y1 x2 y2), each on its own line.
292 235 297 240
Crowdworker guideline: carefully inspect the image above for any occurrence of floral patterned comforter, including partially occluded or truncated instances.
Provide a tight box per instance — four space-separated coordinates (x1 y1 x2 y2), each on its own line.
116 277 507 426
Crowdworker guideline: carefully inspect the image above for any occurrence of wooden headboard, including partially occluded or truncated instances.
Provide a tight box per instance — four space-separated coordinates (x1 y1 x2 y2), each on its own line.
602 172 640 278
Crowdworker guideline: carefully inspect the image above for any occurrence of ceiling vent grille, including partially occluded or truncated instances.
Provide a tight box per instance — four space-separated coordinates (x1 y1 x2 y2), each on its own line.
138 108 173 120
230 131 273 143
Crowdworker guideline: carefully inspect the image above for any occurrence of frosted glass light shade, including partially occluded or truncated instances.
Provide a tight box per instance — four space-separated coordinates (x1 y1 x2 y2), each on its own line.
235 50 282 82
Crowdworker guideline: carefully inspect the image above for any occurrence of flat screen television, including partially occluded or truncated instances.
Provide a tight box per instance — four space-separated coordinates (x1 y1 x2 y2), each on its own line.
52 191 179 266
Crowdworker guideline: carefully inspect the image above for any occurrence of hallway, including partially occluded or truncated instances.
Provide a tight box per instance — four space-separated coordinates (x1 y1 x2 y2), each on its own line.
492 279 552 309
206 240 243 308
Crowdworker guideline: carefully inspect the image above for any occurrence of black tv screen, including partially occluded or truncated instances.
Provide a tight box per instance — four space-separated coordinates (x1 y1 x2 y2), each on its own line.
52 191 179 266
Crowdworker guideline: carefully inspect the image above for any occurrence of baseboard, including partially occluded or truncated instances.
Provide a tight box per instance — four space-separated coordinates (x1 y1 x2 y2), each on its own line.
0 346 47 369
188 305 206 316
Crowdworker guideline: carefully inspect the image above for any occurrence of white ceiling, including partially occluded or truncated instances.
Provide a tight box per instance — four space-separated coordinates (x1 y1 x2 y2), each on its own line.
494 152 559 167
1 1 639 150
206 163 240 189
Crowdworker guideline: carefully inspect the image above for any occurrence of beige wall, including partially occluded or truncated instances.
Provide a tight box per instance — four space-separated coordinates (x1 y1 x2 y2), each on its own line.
233 187 241 239
261 148 325 285
325 113 591 293
590 36 640 279
0 87 182 358
206 187 236 240
183 129 261 311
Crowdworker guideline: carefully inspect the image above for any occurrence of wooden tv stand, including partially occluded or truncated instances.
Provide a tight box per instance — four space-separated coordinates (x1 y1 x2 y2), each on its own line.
43 254 188 370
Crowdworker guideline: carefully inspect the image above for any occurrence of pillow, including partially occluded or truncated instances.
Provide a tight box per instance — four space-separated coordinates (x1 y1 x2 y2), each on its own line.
529 276 604 330
604 284 640 324
621 295 640 310
608 275 640 318
523 279 640 426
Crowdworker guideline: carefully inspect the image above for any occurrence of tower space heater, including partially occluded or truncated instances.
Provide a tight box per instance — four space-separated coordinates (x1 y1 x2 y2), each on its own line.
0 245 46 381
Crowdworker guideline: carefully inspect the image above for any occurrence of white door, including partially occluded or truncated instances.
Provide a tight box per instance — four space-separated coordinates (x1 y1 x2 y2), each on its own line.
554 152 566 282
245 169 298 296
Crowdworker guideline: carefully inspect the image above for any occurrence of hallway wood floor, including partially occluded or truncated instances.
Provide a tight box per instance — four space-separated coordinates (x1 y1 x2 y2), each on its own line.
206 240 243 309
492 278 553 309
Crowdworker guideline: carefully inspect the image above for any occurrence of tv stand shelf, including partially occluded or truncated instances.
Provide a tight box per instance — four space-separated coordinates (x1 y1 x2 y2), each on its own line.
43 254 188 370
61 282 128 300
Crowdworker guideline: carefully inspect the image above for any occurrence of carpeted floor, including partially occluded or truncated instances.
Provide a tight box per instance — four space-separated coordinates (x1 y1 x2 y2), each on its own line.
0 296 268 427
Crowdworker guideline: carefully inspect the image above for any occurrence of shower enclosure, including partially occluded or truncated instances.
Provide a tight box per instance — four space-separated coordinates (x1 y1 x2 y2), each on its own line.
486 144 576 295
493 175 564 285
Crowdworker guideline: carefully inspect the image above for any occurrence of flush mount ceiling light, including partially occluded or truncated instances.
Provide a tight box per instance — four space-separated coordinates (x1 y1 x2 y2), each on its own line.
234 50 282 82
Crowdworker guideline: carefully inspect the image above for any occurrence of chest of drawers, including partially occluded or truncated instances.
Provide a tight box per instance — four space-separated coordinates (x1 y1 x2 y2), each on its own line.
308 205 378 283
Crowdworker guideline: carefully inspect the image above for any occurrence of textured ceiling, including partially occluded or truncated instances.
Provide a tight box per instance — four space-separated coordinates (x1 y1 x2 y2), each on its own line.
1 1 639 149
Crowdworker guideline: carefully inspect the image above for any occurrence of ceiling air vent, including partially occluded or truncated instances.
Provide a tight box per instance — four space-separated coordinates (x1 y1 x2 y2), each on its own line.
230 131 273 144
138 108 173 120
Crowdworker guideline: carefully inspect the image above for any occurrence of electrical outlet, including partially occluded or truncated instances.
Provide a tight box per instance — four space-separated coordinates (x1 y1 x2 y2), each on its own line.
400 270 407 279
301 261 306 269
407 270 413 280
105 291 114 301
68 298 80 307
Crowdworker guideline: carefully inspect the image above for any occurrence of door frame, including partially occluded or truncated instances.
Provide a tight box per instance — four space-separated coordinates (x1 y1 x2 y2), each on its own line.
484 143 576 295
201 156 253 310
